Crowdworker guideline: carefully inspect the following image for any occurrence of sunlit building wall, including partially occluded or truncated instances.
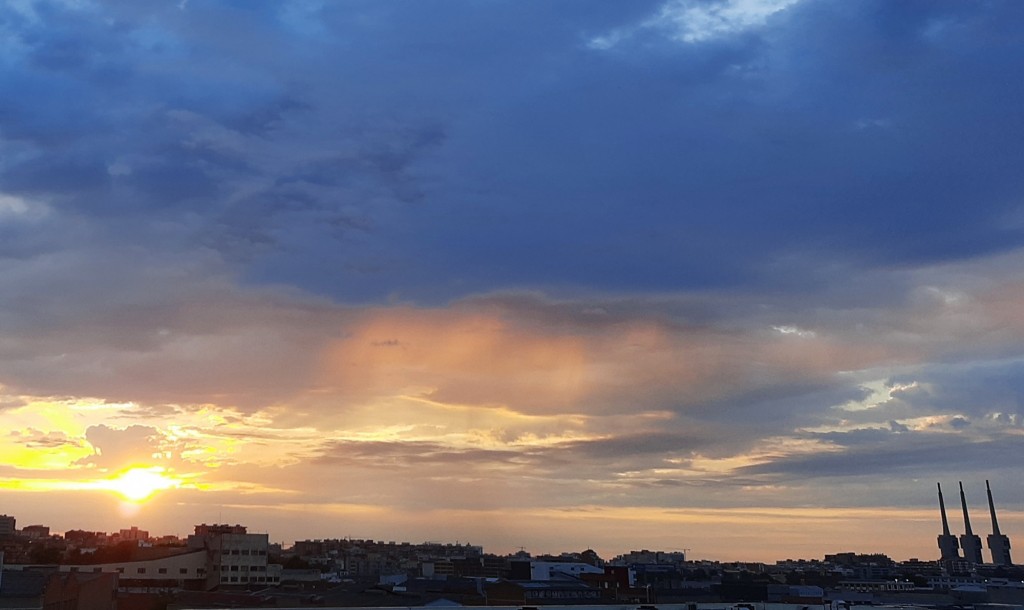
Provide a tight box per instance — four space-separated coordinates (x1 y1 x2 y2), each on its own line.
57 549 208 591
118 527 149 542
186 524 281 589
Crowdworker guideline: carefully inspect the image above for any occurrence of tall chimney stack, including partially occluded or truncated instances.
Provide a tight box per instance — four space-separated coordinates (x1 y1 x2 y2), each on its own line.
986 480 1013 565
959 481 984 564
937 482 960 561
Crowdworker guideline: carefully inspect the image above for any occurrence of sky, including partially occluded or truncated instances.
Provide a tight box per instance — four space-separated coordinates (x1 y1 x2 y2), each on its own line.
1 0 1024 564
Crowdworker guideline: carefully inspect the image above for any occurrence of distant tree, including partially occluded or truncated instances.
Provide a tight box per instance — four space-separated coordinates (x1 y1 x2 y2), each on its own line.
63 548 85 564
85 541 137 564
28 545 63 564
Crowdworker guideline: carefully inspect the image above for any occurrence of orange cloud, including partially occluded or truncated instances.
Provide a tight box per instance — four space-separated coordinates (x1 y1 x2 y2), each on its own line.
319 306 589 413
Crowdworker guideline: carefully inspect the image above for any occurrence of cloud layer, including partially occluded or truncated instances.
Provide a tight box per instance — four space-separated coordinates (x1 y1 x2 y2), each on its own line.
2 0 1024 561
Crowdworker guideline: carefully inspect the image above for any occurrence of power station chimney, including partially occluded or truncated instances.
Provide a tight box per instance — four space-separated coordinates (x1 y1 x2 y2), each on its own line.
986 480 1013 565
937 482 960 561
959 481 984 564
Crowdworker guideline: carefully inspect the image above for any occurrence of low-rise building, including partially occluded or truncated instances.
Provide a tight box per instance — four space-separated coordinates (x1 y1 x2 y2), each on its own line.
484 579 601 605
58 548 208 592
20 526 50 541
509 560 604 581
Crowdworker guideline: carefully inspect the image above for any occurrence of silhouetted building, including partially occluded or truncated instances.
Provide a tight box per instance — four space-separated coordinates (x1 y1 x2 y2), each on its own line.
20 526 50 540
766 583 824 603
579 566 635 601
0 517 14 538
937 483 960 561
118 527 149 542
986 480 1013 566
484 579 600 605
959 481 984 564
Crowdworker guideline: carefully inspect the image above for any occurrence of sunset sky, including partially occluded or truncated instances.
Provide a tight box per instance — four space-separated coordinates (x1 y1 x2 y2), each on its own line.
2 0 1024 563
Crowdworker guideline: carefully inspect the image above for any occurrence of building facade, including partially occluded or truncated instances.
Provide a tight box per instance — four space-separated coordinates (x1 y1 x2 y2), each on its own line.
186 524 281 589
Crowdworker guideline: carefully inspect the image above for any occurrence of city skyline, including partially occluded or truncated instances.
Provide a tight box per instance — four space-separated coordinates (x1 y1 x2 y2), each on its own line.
3 0 1024 564
1 479 1019 564
1 480 1021 565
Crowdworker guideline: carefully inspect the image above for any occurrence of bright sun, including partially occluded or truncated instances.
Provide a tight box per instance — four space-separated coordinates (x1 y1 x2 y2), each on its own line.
101 467 180 502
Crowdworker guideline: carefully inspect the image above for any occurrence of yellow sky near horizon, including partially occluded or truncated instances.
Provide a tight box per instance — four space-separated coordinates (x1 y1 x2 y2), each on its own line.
2 385 1015 563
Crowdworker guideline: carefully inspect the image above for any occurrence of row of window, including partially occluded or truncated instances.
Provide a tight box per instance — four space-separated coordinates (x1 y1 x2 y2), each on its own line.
113 567 205 576
224 549 267 555
218 564 268 572
219 576 280 583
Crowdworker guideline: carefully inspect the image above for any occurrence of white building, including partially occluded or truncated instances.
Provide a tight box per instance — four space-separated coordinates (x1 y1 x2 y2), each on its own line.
186 524 282 589
529 561 605 580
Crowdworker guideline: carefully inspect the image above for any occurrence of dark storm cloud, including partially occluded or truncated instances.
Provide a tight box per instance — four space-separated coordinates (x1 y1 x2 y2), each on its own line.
392 0 1024 298
3 0 1023 303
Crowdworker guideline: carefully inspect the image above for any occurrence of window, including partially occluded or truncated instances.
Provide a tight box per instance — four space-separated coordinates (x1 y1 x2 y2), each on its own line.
230 576 238 583
158 568 167 574
242 549 250 555
117 568 125 574
137 568 146 574
231 565 239 571
180 568 188 575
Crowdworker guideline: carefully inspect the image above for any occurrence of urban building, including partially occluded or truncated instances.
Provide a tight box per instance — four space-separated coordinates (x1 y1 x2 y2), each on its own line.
58 548 208 592
509 559 604 581
484 579 602 605
612 549 687 565
117 527 149 542
0 517 14 538
20 526 50 540
186 524 281 589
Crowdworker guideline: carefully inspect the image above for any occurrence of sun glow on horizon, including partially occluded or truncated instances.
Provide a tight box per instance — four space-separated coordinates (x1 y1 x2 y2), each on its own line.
97 467 181 502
